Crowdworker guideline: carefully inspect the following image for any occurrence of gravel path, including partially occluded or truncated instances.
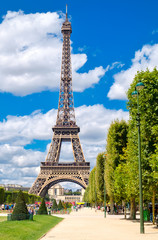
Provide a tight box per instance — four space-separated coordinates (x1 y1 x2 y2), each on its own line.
41 207 158 240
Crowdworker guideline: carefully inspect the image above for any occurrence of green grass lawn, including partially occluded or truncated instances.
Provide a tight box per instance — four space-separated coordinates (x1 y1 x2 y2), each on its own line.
0 216 7 222
0 215 63 240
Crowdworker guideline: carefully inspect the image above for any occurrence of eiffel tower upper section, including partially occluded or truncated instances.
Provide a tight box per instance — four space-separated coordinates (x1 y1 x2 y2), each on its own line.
55 10 78 130
45 8 86 163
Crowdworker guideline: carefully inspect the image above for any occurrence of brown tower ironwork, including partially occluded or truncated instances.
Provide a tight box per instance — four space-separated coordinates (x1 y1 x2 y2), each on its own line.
29 8 90 197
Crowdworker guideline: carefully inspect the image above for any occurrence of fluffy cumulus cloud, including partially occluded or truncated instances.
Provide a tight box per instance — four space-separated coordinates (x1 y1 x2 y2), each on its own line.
0 105 129 186
0 10 105 96
0 109 57 145
108 44 158 100
0 144 44 186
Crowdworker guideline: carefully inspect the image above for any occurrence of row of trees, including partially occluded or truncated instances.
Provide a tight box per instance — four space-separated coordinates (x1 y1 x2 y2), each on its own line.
64 191 81 195
52 199 72 211
83 69 158 223
0 187 42 204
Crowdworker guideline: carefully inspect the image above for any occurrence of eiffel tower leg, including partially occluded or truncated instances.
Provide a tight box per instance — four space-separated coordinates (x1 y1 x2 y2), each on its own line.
29 176 46 195
46 136 61 162
71 135 85 162
29 137 62 195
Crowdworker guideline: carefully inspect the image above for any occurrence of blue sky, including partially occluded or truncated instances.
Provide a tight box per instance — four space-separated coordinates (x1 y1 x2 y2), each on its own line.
0 0 157 189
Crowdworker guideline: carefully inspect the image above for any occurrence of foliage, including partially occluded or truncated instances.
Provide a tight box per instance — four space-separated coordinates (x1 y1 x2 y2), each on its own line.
65 202 72 209
6 195 12 204
58 200 63 210
0 215 63 240
72 191 81 195
89 167 97 204
0 188 5 204
83 167 97 205
12 190 29 220
105 119 128 211
52 199 58 210
127 68 158 212
96 153 105 203
114 161 128 204
37 198 48 215
84 69 158 219
2 190 41 204
64 191 81 195
62 201 66 209
83 186 89 203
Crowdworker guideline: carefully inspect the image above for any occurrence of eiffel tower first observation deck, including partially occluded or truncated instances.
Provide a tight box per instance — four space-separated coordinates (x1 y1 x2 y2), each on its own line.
29 7 90 197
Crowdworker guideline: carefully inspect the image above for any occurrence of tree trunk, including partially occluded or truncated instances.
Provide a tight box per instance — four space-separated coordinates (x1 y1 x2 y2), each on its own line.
130 197 136 219
122 201 126 219
152 190 155 225
110 196 114 214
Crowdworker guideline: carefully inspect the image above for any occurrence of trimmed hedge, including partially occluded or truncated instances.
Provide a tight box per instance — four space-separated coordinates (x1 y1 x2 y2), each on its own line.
12 190 29 221
2 190 42 204
0 188 5 204
37 198 48 215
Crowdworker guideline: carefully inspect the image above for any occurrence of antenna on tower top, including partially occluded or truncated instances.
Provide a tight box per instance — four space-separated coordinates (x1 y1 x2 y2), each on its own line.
66 4 68 20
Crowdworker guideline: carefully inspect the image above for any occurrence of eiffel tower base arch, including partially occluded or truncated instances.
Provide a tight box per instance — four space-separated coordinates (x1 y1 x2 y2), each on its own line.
29 162 90 197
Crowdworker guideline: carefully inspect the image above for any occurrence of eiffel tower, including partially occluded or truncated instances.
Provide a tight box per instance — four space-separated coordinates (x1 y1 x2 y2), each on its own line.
29 7 90 197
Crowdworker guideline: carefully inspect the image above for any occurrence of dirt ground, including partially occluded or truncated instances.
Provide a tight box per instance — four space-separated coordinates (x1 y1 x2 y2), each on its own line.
41 207 158 240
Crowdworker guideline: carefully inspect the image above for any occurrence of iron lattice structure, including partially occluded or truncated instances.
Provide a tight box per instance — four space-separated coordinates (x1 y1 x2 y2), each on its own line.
29 11 90 197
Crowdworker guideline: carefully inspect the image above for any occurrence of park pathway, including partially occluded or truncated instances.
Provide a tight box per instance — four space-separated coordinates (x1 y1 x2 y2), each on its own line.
41 208 158 240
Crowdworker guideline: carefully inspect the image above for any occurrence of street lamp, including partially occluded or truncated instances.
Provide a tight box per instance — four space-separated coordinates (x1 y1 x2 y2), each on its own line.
132 80 144 234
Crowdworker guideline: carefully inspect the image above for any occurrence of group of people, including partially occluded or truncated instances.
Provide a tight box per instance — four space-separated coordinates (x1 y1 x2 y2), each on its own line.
94 204 124 214
28 207 34 215
0 204 14 211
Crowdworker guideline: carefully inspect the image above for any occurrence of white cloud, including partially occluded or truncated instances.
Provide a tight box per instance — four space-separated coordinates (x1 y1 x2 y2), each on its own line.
0 105 129 186
0 144 44 186
0 10 106 96
76 104 129 145
108 43 158 100
0 109 57 145
0 144 45 167
0 105 129 147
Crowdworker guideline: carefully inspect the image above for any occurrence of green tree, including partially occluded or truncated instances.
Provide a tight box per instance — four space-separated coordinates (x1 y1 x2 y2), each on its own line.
89 167 97 205
127 68 158 221
23 192 29 204
149 144 158 223
105 119 128 213
125 129 139 219
38 198 48 215
6 195 12 204
114 156 129 218
52 199 58 211
11 191 19 203
58 200 63 210
62 201 66 209
0 188 5 204
83 167 97 205
12 190 29 220
73 191 81 195
66 202 70 209
96 153 105 204
83 186 90 203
